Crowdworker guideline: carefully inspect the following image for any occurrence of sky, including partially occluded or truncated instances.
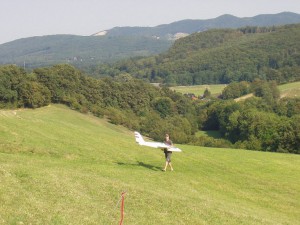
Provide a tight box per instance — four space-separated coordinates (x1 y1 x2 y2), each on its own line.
1 0 300 44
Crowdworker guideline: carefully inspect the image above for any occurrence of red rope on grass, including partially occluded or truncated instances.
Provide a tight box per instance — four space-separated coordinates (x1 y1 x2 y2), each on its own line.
119 192 126 225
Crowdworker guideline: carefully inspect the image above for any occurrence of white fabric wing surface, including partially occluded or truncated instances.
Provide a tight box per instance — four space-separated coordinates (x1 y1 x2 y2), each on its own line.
134 131 182 152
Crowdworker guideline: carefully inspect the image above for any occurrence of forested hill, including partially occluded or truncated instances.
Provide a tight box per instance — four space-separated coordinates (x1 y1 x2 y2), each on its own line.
101 12 300 39
0 35 171 68
101 24 300 85
1 12 299 69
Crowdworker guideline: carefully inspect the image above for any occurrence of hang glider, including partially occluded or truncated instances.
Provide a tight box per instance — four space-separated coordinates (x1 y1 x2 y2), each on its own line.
134 131 182 152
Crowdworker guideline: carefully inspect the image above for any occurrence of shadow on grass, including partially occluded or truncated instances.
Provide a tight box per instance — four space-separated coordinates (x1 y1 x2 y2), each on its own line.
116 161 161 171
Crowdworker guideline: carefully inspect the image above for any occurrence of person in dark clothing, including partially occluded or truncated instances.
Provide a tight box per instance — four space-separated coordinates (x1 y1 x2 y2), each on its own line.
162 134 174 171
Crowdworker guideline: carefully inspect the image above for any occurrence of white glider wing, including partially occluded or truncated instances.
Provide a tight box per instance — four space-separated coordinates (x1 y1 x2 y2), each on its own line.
134 131 182 152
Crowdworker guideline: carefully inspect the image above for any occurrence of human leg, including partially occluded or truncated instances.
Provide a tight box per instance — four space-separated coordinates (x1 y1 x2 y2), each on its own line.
162 161 168 171
169 162 174 171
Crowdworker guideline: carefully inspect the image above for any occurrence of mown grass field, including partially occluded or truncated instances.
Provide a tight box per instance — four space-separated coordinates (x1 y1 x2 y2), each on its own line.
279 81 300 98
171 84 227 97
0 105 299 224
171 81 300 99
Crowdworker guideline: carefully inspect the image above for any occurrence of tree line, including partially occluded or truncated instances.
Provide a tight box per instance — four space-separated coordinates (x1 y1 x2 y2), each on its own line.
0 64 299 153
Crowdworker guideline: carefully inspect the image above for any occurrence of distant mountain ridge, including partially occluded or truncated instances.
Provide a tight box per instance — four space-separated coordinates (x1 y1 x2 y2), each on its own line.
93 12 300 40
0 35 171 68
0 12 300 68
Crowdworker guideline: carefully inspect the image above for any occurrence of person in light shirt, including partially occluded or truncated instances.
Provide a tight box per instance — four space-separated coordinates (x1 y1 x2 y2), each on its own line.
162 134 174 172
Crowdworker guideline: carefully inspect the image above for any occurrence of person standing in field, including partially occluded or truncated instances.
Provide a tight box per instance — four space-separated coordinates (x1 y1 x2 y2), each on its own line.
162 133 174 171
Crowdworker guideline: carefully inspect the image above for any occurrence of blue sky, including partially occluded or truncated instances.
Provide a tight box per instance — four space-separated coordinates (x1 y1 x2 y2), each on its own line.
1 0 300 44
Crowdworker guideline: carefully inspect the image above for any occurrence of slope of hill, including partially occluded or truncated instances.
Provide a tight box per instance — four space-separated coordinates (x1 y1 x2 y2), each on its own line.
0 35 171 68
96 12 300 39
112 23 300 85
1 12 299 69
0 104 299 224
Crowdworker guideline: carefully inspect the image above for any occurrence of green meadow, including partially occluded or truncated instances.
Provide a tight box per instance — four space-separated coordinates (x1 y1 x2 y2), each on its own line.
170 84 227 97
171 81 300 99
0 105 299 224
279 81 300 98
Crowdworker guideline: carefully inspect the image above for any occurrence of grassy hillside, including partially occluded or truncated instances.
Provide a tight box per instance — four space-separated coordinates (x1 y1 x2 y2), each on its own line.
0 105 299 224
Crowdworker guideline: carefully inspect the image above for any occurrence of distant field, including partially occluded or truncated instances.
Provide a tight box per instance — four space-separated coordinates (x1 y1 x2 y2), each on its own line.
171 84 227 97
172 81 300 99
0 105 299 224
279 81 300 98
195 130 222 139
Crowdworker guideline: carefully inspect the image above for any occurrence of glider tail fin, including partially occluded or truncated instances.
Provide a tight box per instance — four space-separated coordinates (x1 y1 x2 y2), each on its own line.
134 131 145 145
